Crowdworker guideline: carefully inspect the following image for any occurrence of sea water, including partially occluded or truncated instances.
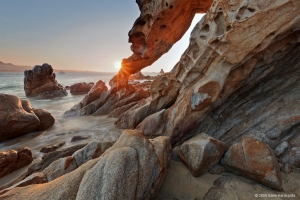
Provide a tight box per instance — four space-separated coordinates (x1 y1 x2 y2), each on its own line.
0 71 130 186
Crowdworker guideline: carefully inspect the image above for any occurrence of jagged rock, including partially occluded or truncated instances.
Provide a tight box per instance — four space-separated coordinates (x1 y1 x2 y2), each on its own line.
179 133 226 177
24 63 67 99
116 0 300 148
40 141 66 153
70 82 94 95
159 69 165 75
0 172 47 195
0 94 40 141
0 147 33 178
81 80 108 106
0 130 172 200
32 108 55 131
108 101 138 118
222 138 282 191
128 71 152 80
116 73 181 129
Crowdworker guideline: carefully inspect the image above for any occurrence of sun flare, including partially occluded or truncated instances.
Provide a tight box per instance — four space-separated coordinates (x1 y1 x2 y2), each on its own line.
114 61 122 70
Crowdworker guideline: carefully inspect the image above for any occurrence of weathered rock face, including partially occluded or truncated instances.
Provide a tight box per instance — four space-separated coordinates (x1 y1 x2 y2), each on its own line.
179 133 226 177
120 0 300 147
128 71 152 80
70 82 94 95
0 147 33 178
24 63 67 99
0 94 55 141
0 130 172 200
222 138 282 191
64 77 150 117
121 0 212 75
115 73 181 129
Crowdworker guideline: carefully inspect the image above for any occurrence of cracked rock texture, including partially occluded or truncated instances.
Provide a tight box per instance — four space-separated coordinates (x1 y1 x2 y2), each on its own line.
222 138 282 191
0 130 172 200
24 63 67 99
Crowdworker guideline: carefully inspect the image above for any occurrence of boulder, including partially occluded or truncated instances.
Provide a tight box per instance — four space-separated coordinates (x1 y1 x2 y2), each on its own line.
40 141 66 153
0 94 40 141
222 138 282 191
71 135 91 142
108 101 138 118
32 108 55 131
179 133 226 177
70 82 94 95
0 130 172 200
0 147 33 178
24 63 67 99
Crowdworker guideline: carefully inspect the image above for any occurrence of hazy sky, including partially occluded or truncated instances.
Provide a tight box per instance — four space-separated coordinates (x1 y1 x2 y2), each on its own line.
0 1 204 72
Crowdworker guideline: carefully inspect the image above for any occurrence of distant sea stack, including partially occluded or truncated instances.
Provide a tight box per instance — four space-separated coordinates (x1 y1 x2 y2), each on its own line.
24 63 67 99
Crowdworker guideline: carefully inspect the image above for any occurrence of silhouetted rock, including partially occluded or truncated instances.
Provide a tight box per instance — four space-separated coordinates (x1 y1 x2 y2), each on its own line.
24 63 67 99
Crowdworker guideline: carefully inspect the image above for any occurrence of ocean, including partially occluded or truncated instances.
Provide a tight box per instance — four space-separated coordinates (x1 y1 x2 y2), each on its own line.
0 71 156 186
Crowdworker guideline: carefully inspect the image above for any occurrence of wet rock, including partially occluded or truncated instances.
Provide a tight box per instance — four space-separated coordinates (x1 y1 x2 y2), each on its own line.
179 133 227 177
0 94 40 141
32 108 55 131
0 172 47 195
70 82 94 95
71 135 91 142
21 100 34 113
24 63 67 99
222 138 282 191
0 129 172 200
40 141 66 153
0 147 33 178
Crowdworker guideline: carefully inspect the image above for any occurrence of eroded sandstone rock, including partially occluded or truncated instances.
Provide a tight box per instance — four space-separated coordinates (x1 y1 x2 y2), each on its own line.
24 63 67 99
0 147 33 178
70 82 94 95
32 108 55 131
179 133 226 177
222 138 282 191
0 130 172 200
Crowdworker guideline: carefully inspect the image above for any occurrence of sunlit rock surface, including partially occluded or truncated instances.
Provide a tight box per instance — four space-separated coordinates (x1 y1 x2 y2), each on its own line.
0 130 172 200
0 94 55 141
24 63 67 99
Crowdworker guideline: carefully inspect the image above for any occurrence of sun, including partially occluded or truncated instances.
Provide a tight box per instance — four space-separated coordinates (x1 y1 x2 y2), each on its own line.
114 61 122 70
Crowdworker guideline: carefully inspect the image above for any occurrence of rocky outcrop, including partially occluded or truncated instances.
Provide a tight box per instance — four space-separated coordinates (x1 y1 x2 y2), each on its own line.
40 141 66 153
116 0 300 148
70 82 94 95
0 147 33 178
159 69 165 75
121 0 212 75
24 63 67 99
64 78 150 117
128 71 152 80
222 138 282 191
179 133 226 177
0 94 55 141
0 130 172 200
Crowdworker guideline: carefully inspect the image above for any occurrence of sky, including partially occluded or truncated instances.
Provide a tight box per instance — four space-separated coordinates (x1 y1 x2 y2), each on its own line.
0 0 204 72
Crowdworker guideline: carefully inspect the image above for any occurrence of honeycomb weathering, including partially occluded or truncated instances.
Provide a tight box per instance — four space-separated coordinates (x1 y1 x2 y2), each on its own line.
120 0 213 75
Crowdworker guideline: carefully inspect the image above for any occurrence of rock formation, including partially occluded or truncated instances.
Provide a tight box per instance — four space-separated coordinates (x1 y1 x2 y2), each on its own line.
159 69 165 75
179 133 226 177
0 130 172 200
24 63 67 99
70 82 94 95
0 147 33 178
222 138 282 191
0 94 55 141
128 71 152 80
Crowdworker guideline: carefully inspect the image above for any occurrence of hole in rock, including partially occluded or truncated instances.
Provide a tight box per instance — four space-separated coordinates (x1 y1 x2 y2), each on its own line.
160 25 167 30
200 35 207 40
139 21 146 26
248 8 255 12
157 18 160 20
236 16 241 21
203 24 210 33
170 5 173 9
166 2 168 6
226 25 232 31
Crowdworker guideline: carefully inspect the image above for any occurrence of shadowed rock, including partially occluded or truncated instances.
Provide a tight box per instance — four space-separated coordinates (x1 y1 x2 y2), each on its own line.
70 82 94 95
